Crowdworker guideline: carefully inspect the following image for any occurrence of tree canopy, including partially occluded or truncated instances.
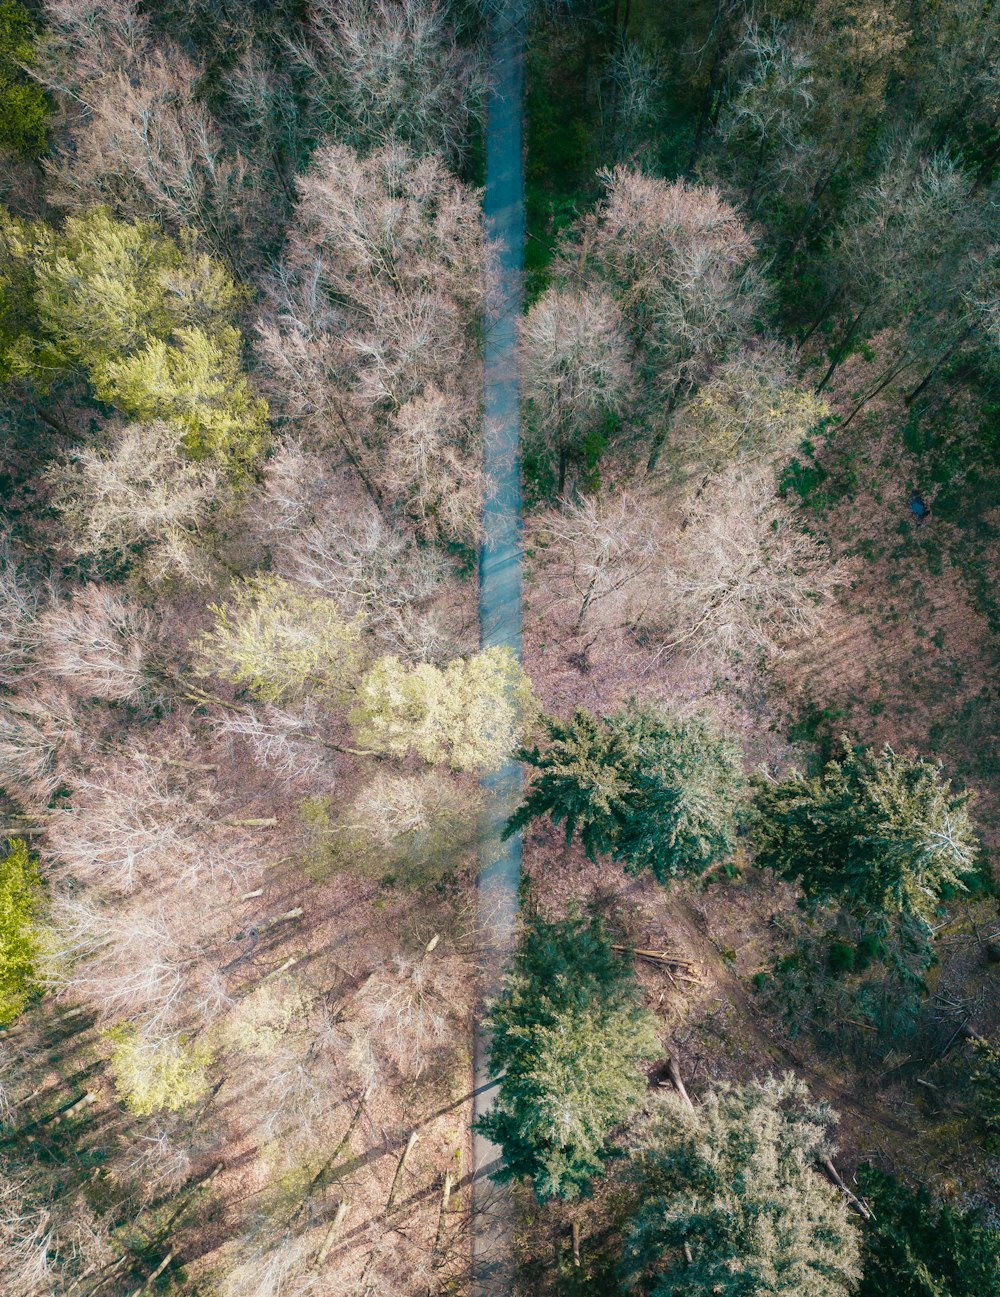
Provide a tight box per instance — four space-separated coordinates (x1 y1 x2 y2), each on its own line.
620 1074 860 1297
508 707 746 882
855 1165 1000 1297
476 912 659 1201
1 209 267 469
0 838 44 1025
753 742 980 922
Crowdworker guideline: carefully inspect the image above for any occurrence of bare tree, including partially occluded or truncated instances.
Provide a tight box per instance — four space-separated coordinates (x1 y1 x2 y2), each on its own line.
45 737 260 893
0 537 44 689
352 947 471 1080
258 440 468 661
258 144 488 543
35 584 162 706
0 689 84 810
640 465 845 660
36 0 265 264
292 0 482 165
537 491 662 635
573 168 767 468
0 1174 113 1297
520 285 633 494
47 420 219 586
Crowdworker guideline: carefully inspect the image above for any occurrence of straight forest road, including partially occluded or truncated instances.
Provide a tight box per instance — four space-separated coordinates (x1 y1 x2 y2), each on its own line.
472 3 526 1294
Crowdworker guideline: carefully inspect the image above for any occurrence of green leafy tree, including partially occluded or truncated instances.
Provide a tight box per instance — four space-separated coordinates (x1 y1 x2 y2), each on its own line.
753 741 980 922
620 1074 860 1297
0 1 48 158
0 838 44 1024
2 209 267 468
106 1026 213 1116
507 708 746 882
351 646 536 773
198 575 363 704
476 913 659 1201
855 1165 1000 1297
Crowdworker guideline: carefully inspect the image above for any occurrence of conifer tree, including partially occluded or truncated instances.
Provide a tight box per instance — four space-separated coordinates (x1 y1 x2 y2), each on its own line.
0 838 44 1025
476 912 659 1201
855 1165 1000 1297
621 1075 860 1297
753 742 979 922
507 708 746 882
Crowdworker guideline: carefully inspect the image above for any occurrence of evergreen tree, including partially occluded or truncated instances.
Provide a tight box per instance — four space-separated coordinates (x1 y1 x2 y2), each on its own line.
507 708 746 882
753 741 980 922
0 838 43 1025
620 1075 860 1297
0 1 48 159
970 1037 1000 1150
505 708 640 858
476 912 659 1201
855 1165 1000 1297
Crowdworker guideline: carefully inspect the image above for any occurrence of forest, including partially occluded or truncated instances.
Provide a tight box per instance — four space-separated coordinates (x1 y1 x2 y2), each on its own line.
0 1 999 1294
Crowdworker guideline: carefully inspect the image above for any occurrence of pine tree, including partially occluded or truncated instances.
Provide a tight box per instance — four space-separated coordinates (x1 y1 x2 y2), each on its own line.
505 709 640 858
614 709 746 882
753 741 980 922
507 708 746 882
620 1075 860 1297
476 912 659 1201
855 1166 1000 1297
0 838 44 1025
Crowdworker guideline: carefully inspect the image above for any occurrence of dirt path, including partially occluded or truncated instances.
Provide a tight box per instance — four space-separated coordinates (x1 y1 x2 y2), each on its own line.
471 4 527 1295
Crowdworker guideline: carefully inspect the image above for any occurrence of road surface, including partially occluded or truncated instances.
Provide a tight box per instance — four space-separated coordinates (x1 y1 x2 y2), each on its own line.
472 3 526 1294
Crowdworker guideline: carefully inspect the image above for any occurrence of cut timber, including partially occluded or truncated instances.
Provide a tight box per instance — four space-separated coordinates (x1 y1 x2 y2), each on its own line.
316 1201 350 1267
386 1130 419 1211
48 1091 96 1126
256 906 303 933
571 1219 581 1267
611 945 702 981
820 1157 873 1220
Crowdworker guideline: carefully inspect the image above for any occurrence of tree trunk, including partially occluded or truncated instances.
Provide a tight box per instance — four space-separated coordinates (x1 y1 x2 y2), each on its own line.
386 1130 419 1211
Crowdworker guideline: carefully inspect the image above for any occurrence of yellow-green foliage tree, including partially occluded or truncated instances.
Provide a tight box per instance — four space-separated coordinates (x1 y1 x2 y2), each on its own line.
198 575 363 704
1 208 267 468
0 838 44 1024
351 646 536 772
0 1 48 159
107 1026 213 1115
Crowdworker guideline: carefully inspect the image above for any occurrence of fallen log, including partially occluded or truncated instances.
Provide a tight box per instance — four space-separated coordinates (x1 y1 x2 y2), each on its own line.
612 945 702 979
820 1157 873 1220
